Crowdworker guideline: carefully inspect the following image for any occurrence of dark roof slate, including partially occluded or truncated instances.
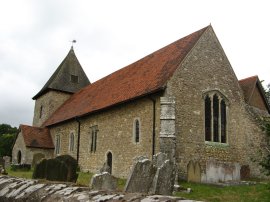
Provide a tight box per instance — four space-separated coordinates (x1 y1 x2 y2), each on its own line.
20 124 54 149
33 47 90 100
44 26 209 126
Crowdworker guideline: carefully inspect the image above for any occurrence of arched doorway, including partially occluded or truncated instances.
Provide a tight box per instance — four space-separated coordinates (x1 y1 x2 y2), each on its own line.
17 150 22 164
107 152 112 174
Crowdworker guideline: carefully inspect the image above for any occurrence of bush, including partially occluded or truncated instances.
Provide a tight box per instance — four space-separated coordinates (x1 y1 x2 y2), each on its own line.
10 164 31 171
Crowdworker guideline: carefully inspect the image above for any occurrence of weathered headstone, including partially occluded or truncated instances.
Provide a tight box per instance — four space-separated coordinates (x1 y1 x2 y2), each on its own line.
100 162 111 174
90 172 117 191
3 156 11 168
124 158 156 193
33 155 78 182
0 157 5 169
31 153 45 168
150 160 175 195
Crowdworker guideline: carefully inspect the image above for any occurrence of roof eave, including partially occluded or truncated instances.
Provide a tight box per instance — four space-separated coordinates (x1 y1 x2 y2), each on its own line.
45 87 166 127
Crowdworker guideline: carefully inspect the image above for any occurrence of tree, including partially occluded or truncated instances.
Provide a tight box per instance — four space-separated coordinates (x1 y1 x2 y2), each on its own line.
0 134 16 157
266 84 270 105
0 124 18 136
0 124 18 157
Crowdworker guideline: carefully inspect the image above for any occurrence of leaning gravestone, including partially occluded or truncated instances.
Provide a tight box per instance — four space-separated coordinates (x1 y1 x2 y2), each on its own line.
124 153 175 195
90 172 117 191
124 157 156 193
150 159 175 195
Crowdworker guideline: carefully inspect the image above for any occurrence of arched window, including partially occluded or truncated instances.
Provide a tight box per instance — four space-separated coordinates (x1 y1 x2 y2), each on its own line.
107 152 112 174
69 133 75 152
204 92 228 143
55 135 61 155
17 150 21 164
39 105 43 119
134 119 140 143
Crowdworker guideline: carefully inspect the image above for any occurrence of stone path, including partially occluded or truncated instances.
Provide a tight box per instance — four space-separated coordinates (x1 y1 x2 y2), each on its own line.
0 176 202 201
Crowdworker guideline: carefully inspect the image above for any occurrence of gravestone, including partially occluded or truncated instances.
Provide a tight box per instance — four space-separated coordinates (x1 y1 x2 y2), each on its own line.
124 158 156 193
3 156 11 168
150 160 175 195
125 153 175 195
90 172 117 191
33 155 78 182
187 160 201 183
31 153 45 168
0 158 4 169
100 162 111 174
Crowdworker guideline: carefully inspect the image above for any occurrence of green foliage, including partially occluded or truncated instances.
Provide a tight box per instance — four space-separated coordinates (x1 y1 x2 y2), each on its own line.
0 134 16 157
260 119 270 175
0 123 18 157
0 124 18 136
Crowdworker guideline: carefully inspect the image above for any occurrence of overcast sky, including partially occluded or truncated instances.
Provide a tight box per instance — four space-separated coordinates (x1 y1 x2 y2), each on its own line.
0 0 270 128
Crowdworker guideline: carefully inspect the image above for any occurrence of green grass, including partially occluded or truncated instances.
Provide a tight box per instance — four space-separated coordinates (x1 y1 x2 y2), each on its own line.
174 181 270 202
5 167 33 179
76 171 93 186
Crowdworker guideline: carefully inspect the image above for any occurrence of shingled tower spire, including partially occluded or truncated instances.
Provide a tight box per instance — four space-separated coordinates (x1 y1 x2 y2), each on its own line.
32 47 90 127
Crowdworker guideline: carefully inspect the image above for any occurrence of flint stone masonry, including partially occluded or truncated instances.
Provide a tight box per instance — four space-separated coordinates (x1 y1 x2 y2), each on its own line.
90 172 117 191
0 176 201 202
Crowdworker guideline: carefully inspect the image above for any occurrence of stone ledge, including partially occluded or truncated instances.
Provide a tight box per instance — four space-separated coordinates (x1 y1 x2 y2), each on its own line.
0 176 202 202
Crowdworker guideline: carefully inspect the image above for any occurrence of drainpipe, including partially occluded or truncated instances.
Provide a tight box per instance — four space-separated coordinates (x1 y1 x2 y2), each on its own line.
75 117 81 163
149 97 156 159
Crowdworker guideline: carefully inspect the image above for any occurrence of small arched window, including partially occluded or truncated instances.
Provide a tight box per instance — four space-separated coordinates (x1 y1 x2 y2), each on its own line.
39 105 43 119
69 133 75 152
55 135 61 155
134 119 140 143
204 91 228 143
17 150 22 164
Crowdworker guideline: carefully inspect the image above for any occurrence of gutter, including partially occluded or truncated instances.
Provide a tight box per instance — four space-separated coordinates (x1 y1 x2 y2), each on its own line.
149 97 156 159
75 117 81 163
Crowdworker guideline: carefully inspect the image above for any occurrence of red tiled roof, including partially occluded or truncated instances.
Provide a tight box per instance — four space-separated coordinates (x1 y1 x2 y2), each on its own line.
20 124 54 149
44 26 209 126
239 75 270 113
239 75 258 103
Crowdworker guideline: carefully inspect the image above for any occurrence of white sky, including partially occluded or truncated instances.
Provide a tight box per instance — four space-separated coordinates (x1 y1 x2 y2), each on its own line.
0 0 270 127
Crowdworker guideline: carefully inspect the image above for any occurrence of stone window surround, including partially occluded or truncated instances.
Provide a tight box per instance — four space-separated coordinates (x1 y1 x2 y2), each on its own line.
90 125 98 153
55 134 61 155
69 131 76 153
202 90 229 145
132 118 141 144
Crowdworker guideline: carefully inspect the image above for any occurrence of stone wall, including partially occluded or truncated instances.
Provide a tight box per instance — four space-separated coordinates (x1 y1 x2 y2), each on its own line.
0 176 196 202
166 26 268 182
49 96 161 178
12 132 54 165
32 91 71 127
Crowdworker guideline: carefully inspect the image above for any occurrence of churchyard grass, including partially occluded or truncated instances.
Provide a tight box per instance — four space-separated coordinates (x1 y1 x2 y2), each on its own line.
174 181 270 202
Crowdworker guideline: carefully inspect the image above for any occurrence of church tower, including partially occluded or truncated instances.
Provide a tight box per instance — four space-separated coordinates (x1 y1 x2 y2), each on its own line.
32 47 90 127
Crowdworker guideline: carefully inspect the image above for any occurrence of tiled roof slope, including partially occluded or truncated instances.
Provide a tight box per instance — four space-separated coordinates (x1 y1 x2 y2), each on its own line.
20 124 54 149
239 75 258 103
44 26 209 126
239 75 270 112
33 47 90 100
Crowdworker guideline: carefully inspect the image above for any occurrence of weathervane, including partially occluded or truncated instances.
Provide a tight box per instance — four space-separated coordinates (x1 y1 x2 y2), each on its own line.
71 40 76 49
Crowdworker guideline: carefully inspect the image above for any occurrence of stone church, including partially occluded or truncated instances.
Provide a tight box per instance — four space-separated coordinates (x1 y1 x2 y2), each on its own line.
12 25 270 183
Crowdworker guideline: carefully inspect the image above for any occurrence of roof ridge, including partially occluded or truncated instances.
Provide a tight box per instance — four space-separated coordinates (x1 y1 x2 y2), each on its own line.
44 25 209 126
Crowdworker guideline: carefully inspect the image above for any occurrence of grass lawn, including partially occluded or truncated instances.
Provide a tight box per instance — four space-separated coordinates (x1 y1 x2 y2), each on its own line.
2 169 269 201
175 181 270 202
